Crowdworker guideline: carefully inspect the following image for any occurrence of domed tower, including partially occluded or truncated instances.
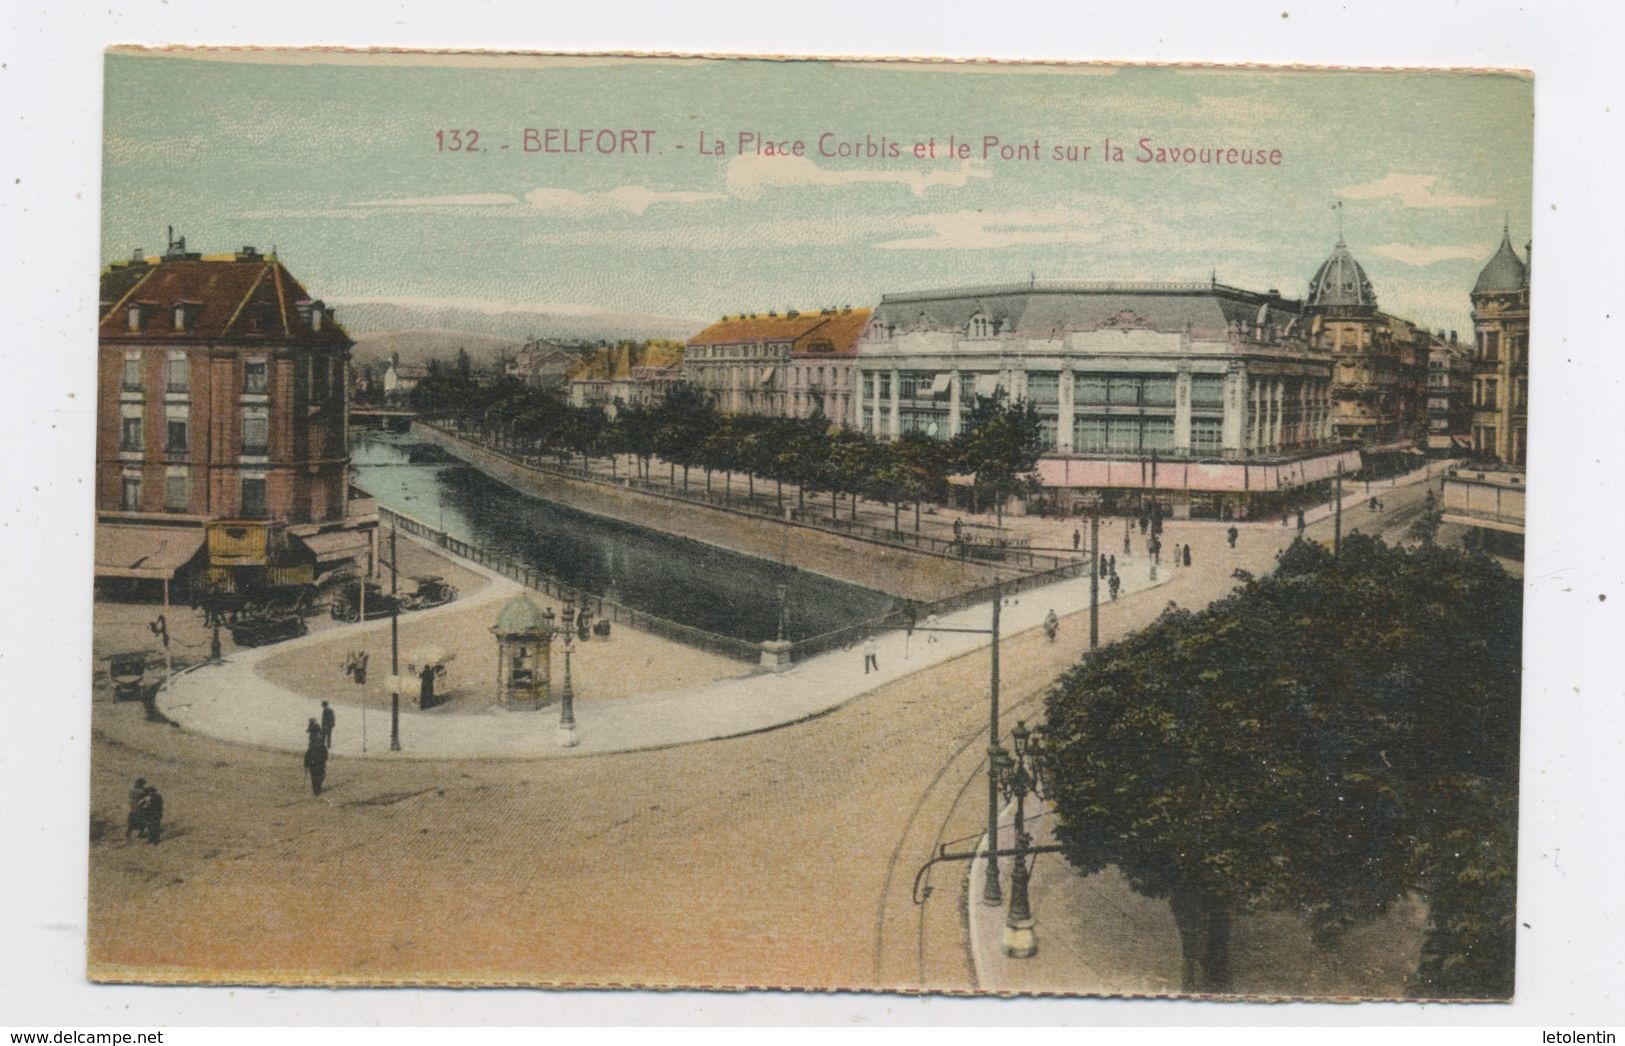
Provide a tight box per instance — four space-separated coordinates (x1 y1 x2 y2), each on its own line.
1306 237 1378 314
1468 227 1530 465
1303 237 1419 450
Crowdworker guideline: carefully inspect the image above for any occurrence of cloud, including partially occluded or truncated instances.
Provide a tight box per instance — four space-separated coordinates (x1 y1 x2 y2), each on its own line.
875 206 1107 250
1368 242 1484 267
522 185 726 215
1337 173 1495 209
726 154 992 199
350 192 523 208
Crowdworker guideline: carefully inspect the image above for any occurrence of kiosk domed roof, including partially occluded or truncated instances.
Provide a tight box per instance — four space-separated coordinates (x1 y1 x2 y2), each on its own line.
1306 238 1377 308
493 593 550 635
1473 229 1528 295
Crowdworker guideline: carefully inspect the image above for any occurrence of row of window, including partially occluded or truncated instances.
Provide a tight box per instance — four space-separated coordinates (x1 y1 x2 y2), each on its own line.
121 353 342 399
1474 329 1529 364
1473 378 1529 411
118 408 268 456
862 371 1230 409
118 470 268 517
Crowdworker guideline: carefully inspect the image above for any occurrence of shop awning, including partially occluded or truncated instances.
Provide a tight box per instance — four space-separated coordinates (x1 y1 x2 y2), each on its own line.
973 374 1004 398
929 373 952 395
759 367 777 386
94 524 205 580
298 529 373 563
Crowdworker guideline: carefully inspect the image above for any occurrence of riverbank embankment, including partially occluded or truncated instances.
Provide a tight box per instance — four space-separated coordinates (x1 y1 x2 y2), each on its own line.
411 422 1008 602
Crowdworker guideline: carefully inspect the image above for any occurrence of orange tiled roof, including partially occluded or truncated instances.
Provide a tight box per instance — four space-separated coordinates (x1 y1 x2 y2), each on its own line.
98 254 351 346
689 308 871 357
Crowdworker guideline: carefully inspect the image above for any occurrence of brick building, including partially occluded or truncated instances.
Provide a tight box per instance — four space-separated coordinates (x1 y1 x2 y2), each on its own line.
95 236 377 595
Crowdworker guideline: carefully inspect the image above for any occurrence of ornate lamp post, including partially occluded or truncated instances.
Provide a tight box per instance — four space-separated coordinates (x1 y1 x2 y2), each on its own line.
557 592 578 748
993 719 1049 958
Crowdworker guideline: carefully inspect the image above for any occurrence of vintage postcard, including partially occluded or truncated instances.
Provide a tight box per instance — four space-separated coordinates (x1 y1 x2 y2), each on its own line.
89 47 1531 998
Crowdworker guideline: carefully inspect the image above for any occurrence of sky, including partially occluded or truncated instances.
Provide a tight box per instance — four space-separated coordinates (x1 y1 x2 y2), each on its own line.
101 50 1533 338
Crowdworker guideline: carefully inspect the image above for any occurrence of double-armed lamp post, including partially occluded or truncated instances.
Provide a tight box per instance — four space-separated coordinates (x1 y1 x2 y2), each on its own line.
991 720 1049 957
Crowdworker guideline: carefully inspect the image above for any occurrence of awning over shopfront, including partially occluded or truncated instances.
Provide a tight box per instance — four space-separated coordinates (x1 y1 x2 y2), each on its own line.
1035 449 1362 494
94 524 206 580
973 374 1003 398
297 529 372 564
929 373 952 396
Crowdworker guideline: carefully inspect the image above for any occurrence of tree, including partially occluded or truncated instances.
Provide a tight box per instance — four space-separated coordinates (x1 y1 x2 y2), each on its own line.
953 394 1043 526
653 381 716 492
1042 535 1521 994
1408 489 1443 546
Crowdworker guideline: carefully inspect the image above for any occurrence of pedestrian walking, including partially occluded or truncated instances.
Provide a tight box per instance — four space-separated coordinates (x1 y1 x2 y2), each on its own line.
1183 543 1192 567
1072 528 1081 551
1139 515 1149 535
1123 524 1131 556
306 717 323 749
139 786 163 845
1109 554 1116 574
863 634 879 674
1109 573 1121 601
320 700 336 750
1043 609 1059 643
125 777 148 842
304 738 328 796
1170 542 1181 567
1297 510 1306 533
1227 525 1239 550
1099 553 1108 579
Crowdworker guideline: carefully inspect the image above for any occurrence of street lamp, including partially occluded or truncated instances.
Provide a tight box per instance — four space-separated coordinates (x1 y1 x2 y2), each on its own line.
993 719 1049 958
556 593 579 748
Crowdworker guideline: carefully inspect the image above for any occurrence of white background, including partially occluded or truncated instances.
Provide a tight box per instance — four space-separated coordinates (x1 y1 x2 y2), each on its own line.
2 0 1620 1029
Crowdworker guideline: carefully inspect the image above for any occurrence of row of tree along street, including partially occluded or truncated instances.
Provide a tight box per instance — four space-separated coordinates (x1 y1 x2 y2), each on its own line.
1041 533 1520 997
408 368 1047 530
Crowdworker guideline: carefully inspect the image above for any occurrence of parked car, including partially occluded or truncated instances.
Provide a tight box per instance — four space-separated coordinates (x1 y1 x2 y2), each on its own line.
229 614 308 647
402 575 458 611
330 582 402 621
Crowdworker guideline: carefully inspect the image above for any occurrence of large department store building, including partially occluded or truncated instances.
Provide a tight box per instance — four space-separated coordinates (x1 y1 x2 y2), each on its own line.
853 276 1356 521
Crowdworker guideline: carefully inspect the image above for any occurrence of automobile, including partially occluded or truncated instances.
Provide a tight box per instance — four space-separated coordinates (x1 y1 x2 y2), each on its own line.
401 575 458 611
229 614 309 647
330 583 402 622
108 652 151 702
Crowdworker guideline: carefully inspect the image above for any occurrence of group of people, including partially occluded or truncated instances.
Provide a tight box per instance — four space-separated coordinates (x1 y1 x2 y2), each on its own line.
303 700 336 796
125 777 164 845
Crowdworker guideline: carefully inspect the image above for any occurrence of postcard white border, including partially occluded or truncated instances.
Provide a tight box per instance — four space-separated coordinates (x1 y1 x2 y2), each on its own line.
3 0 1621 1029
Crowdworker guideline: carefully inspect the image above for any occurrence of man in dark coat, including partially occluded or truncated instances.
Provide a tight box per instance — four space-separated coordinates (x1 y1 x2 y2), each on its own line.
126 777 148 842
1183 543 1192 567
1227 525 1239 549
320 701 336 750
1072 529 1080 551
304 739 328 796
140 786 163 844
306 717 324 748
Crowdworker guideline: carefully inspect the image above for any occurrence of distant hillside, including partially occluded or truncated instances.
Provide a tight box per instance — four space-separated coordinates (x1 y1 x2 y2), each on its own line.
349 329 526 369
334 299 707 356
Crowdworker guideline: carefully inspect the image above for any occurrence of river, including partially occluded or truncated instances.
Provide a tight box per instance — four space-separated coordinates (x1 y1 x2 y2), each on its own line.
350 432 898 643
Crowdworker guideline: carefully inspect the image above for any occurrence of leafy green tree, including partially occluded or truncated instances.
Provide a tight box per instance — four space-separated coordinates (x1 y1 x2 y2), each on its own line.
653 381 716 492
953 394 1043 526
1042 535 1521 995
893 432 952 532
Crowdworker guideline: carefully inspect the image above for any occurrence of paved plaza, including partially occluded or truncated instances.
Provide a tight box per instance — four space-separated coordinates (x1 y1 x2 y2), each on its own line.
90 470 1452 992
